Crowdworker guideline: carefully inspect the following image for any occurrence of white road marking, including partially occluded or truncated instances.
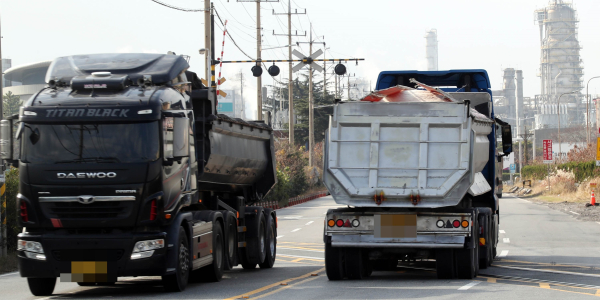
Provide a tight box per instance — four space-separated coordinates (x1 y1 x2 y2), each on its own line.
499 230 506 234
503 238 510 243
496 265 600 279
0 272 18 277
278 254 324 260
281 216 302 220
569 211 580 215
597 222 600 225
305 221 314 226
498 250 509 257
276 235 284 239
278 247 324 253
291 228 302 232
458 281 480 290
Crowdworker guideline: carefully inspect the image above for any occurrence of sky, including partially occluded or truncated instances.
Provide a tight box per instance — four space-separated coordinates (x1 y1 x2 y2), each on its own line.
2 0 600 119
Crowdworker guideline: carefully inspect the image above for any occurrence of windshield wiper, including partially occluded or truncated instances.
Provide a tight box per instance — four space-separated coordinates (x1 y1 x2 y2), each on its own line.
55 157 121 164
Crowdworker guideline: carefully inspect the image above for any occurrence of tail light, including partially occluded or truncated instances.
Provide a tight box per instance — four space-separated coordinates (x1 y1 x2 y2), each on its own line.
452 220 460 228
20 201 29 222
149 199 157 221
336 219 344 227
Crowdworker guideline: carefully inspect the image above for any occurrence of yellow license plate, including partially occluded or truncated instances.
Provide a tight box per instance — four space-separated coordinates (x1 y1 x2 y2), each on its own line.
60 261 108 282
374 214 417 238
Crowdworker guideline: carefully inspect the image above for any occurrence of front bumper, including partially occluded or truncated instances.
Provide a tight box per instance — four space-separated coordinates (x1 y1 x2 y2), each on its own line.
18 231 168 279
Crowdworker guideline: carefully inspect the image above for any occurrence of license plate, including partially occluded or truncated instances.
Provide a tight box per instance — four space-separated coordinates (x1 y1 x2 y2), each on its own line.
374 214 417 238
60 261 111 282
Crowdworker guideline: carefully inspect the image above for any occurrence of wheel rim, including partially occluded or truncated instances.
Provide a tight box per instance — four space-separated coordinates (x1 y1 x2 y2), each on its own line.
179 242 189 275
259 222 265 254
216 233 223 269
228 223 235 259
269 226 275 256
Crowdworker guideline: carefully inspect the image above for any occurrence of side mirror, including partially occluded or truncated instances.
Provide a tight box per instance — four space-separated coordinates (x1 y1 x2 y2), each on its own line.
172 117 190 158
501 124 513 154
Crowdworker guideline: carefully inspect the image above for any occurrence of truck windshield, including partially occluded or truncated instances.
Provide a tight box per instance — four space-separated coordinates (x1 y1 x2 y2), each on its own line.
21 122 159 164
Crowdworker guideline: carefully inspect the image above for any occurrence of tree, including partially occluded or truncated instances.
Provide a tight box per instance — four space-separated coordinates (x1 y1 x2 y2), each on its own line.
273 71 335 146
3 91 21 117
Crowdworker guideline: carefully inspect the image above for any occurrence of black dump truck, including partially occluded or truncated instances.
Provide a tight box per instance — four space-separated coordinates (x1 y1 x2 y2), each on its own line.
0 53 277 296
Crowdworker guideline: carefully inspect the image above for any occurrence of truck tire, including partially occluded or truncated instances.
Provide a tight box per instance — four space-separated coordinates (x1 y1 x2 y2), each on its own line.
162 227 190 292
478 209 492 269
259 211 276 269
223 212 238 270
244 209 267 267
325 242 344 280
344 248 363 280
27 278 56 296
436 249 455 279
456 215 478 279
196 221 224 282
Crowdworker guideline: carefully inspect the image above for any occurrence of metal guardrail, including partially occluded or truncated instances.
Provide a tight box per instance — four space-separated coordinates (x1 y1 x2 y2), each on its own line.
258 190 328 210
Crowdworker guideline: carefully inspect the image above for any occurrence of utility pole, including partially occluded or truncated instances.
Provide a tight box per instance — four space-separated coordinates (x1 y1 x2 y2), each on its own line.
204 0 211 82
236 0 279 120
297 23 325 167
0 12 5 258
239 70 245 118
273 1 305 145
323 47 329 100
519 125 533 166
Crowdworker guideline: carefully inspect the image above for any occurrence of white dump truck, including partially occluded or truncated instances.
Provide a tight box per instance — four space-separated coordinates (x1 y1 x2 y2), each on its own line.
323 70 512 280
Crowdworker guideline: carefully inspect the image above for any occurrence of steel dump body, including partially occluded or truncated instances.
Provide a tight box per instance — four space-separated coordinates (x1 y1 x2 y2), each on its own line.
324 95 493 208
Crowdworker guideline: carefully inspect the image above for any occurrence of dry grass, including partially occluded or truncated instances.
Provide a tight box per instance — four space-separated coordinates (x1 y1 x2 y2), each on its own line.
0 252 18 274
507 168 599 203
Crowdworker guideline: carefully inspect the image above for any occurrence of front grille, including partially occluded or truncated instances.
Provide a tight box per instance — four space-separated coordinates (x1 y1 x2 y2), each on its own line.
52 249 124 261
42 201 132 219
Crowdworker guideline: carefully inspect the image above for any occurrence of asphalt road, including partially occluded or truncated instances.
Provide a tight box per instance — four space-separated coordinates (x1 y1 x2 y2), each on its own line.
2 194 600 299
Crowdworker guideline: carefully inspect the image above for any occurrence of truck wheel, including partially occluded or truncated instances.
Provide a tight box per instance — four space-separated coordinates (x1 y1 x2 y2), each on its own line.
456 216 478 279
223 212 238 270
27 278 56 296
245 209 267 266
325 243 344 280
196 221 224 282
344 248 363 280
259 212 276 269
436 249 455 279
162 227 190 292
478 211 491 269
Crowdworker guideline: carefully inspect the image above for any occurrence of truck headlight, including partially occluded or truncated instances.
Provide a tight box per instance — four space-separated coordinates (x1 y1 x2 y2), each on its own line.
18 239 46 260
131 239 164 260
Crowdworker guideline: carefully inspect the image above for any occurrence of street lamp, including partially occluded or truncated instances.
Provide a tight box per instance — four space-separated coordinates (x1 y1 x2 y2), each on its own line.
558 91 577 161
586 76 600 144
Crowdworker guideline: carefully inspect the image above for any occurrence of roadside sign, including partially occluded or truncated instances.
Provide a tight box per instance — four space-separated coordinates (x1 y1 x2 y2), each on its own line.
543 139 553 164
596 137 600 167
591 183 597 188
509 164 516 174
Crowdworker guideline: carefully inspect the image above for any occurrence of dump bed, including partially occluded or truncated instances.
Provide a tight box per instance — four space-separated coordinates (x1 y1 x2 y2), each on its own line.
323 86 493 208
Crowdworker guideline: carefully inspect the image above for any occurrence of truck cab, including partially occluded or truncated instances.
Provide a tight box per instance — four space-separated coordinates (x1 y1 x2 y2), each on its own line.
1 53 277 296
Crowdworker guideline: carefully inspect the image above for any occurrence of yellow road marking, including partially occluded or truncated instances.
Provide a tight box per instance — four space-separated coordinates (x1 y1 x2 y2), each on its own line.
223 267 325 300
279 245 323 252
278 255 323 262
500 259 595 270
479 276 600 297
249 273 323 300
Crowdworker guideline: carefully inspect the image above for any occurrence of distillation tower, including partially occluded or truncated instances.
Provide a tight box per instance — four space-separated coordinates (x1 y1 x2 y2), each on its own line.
535 0 584 128
425 29 438 71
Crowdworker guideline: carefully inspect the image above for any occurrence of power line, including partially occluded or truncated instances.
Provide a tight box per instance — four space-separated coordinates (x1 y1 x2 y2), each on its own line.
215 9 255 60
149 0 205 12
